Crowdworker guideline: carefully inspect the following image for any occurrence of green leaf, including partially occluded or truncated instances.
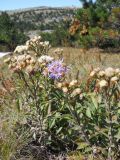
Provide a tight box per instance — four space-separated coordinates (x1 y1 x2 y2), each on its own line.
61 114 72 120
117 109 120 114
90 93 98 109
77 142 89 150
86 107 92 118
49 119 56 129
16 99 20 111
115 129 120 140
56 127 63 134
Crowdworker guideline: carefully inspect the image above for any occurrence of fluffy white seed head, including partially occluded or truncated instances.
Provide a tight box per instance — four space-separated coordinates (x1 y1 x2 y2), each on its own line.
62 87 68 93
14 45 28 53
98 71 105 77
105 67 115 77
71 88 81 97
69 80 78 87
98 80 108 88
111 76 118 82
90 71 96 77
38 55 53 63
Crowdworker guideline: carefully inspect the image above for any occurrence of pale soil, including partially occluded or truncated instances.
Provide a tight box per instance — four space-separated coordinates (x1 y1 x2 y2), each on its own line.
0 52 11 58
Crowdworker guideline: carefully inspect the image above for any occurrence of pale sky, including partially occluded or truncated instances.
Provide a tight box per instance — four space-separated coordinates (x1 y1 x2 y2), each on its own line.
0 0 81 10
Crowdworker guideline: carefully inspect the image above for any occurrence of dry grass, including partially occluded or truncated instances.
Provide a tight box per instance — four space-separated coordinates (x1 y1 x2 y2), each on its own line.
0 47 120 80
0 47 120 159
50 47 120 80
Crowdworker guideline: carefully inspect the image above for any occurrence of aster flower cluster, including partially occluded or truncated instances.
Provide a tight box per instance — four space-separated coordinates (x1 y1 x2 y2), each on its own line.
44 60 68 80
89 67 120 90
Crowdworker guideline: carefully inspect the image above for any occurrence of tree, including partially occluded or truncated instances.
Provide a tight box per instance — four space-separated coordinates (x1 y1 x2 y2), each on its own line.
0 12 28 51
96 0 120 11
79 0 94 8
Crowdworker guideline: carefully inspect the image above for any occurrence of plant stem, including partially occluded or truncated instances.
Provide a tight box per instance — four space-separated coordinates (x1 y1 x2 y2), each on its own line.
68 102 91 146
105 92 113 160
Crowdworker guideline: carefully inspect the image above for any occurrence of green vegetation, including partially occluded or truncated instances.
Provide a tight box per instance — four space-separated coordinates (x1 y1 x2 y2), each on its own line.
72 0 120 48
0 1 120 159
0 12 28 51
39 0 120 49
40 20 72 47
0 36 120 160
10 8 75 32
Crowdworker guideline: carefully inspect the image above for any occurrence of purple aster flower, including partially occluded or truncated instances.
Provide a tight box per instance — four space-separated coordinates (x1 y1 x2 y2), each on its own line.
46 60 68 79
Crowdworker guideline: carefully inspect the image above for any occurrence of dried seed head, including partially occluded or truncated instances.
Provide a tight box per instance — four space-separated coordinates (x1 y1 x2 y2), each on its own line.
71 88 81 97
111 76 119 83
94 67 100 72
25 65 34 74
56 82 63 89
69 80 78 87
26 55 31 60
105 67 115 78
90 71 96 77
62 87 68 93
26 59 31 65
20 62 26 68
98 80 108 88
30 58 36 65
115 68 120 74
98 70 105 77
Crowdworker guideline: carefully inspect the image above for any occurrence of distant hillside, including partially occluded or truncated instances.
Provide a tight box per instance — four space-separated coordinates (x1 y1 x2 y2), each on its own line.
1 7 78 33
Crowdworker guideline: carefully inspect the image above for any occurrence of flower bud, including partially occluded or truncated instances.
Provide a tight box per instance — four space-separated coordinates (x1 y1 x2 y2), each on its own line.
56 82 63 89
40 63 46 67
12 63 17 68
94 67 100 72
111 76 118 83
25 65 34 73
26 55 31 60
30 59 36 65
62 87 68 93
90 71 96 77
26 59 30 65
71 88 81 97
98 70 105 77
105 67 115 77
20 62 26 68
98 80 108 88
115 68 120 74
69 80 78 87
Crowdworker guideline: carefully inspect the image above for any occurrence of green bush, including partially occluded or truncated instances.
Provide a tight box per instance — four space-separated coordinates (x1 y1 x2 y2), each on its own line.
73 0 120 49
40 20 72 47
0 12 28 51
1 36 120 159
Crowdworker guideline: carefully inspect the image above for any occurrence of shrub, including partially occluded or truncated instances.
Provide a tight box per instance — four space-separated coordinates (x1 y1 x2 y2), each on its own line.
2 36 120 159
0 12 28 51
